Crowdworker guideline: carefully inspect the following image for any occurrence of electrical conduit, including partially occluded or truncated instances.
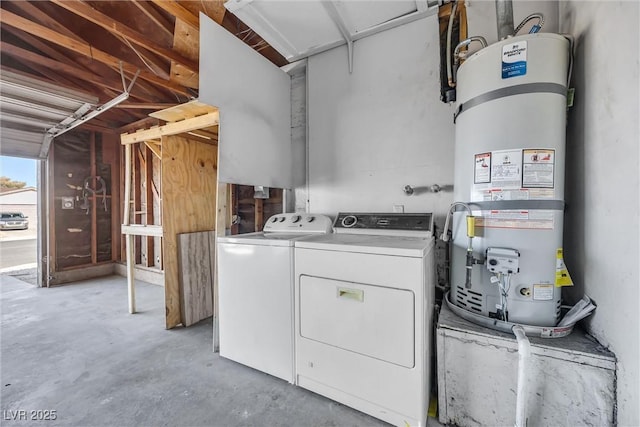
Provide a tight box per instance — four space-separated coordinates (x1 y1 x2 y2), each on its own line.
512 325 530 427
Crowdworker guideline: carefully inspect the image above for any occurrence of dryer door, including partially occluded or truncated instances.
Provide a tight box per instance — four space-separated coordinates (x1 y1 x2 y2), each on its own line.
299 275 415 368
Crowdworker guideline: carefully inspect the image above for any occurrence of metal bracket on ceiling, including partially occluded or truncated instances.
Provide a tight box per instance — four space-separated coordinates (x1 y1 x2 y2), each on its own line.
322 1 354 73
39 64 141 159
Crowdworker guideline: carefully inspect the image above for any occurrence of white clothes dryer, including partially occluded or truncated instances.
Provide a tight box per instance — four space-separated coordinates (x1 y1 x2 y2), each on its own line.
294 213 435 426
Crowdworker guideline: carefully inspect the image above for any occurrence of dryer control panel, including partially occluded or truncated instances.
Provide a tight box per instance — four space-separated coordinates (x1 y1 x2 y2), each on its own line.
333 213 434 235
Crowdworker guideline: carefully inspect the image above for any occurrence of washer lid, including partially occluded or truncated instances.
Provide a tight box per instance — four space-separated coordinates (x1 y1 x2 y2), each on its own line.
218 232 315 247
294 233 434 257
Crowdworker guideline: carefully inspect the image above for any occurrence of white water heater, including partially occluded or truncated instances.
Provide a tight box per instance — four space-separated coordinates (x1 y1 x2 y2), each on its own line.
451 33 571 326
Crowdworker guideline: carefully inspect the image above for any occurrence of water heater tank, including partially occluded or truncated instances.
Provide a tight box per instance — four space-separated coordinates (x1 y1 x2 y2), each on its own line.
451 33 571 326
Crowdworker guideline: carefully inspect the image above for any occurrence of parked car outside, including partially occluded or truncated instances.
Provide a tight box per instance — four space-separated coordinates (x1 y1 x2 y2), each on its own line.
0 212 29 230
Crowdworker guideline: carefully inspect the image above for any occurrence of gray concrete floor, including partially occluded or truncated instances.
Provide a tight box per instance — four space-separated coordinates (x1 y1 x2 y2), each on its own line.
0 274 442 427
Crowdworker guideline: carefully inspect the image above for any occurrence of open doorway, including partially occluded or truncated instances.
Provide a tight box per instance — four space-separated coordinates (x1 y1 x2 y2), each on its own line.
0 156 38 285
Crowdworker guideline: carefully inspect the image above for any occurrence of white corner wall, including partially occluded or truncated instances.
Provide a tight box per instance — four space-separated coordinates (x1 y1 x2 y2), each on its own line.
307 15 455 220
560 2 640 425
305 1 561 221
466 0 559 42
301 0 636 423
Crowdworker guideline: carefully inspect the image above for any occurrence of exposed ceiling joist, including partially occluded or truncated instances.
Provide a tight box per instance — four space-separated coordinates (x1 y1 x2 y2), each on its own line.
0 9 193 97
1 42 148 100
117 103 178 110
9 0 85 42
131 0 175 39
0 0 285 140
51 0 199 74
150 0 201 29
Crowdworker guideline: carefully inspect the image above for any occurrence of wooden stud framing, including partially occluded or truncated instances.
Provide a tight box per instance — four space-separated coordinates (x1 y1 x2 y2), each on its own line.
121 111 220 144
230 184 239 235
255 198 264 232
213 182 228 351
121 102 218 328
90 133 98 264
48 146 57 273
103 133 121 262
133 146 142 264
144 145 155 267
144 141 162 159
123 143 135 314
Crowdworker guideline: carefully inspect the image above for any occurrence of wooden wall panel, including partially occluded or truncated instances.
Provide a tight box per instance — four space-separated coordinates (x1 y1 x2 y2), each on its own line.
152 153 162 268
178 231 215 327
161 135 217 329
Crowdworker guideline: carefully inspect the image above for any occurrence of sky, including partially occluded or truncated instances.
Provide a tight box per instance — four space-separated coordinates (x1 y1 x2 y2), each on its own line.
0 156 37 187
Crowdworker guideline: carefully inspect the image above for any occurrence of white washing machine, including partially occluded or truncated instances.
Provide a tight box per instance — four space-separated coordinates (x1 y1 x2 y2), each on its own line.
217 213 332 383
294 213 435 427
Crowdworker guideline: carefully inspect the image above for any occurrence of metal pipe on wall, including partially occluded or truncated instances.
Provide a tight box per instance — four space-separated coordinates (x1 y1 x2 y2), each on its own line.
495 0 514 40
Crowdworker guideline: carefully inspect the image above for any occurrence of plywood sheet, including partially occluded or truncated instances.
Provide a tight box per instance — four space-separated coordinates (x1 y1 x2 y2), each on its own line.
149 100 217 123
178 231 215 326
162 134 217 328
170 18 199 89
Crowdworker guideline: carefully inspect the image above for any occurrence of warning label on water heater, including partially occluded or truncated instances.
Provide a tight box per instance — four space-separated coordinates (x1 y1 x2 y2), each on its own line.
502 41 527 79
523 149 555 188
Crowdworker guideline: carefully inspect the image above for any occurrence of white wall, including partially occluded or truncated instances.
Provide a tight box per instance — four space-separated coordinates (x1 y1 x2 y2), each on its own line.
560 2 640 425
302 0 638 422
466 0 559 42
305 1 561 222
307 15 455 220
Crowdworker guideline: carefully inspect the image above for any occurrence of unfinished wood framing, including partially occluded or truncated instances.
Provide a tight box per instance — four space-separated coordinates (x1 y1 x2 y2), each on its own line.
121 111 219 144
48 130 120 283
213 182 229 352
121 102 219 328
144 145 155 267
161 134 217 328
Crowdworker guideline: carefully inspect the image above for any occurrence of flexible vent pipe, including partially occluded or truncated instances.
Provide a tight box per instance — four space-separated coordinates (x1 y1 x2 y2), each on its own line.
512 325 530 427
495 0 514 40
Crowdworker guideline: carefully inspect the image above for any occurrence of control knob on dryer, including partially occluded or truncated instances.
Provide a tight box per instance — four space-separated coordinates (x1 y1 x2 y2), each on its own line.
341 215 358 228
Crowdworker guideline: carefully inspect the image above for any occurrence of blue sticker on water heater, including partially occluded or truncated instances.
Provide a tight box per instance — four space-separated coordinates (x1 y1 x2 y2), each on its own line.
502 41 527 79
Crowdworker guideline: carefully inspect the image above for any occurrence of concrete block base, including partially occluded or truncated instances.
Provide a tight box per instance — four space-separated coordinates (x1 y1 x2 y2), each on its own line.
437 302 616 426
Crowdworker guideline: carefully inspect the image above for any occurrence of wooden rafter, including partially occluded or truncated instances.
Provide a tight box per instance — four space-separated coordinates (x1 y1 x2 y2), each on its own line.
51 0 199 74
0 0 286 130
131 0 175 39
0 9 192 97
150 0 200 29
117 103 178 110
4 25 83 69
3 23 170 104
8 0 85 42
1 42 149 102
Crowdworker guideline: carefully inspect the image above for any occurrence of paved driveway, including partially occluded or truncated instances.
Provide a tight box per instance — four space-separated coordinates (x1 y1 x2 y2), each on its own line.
0 227 37 270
